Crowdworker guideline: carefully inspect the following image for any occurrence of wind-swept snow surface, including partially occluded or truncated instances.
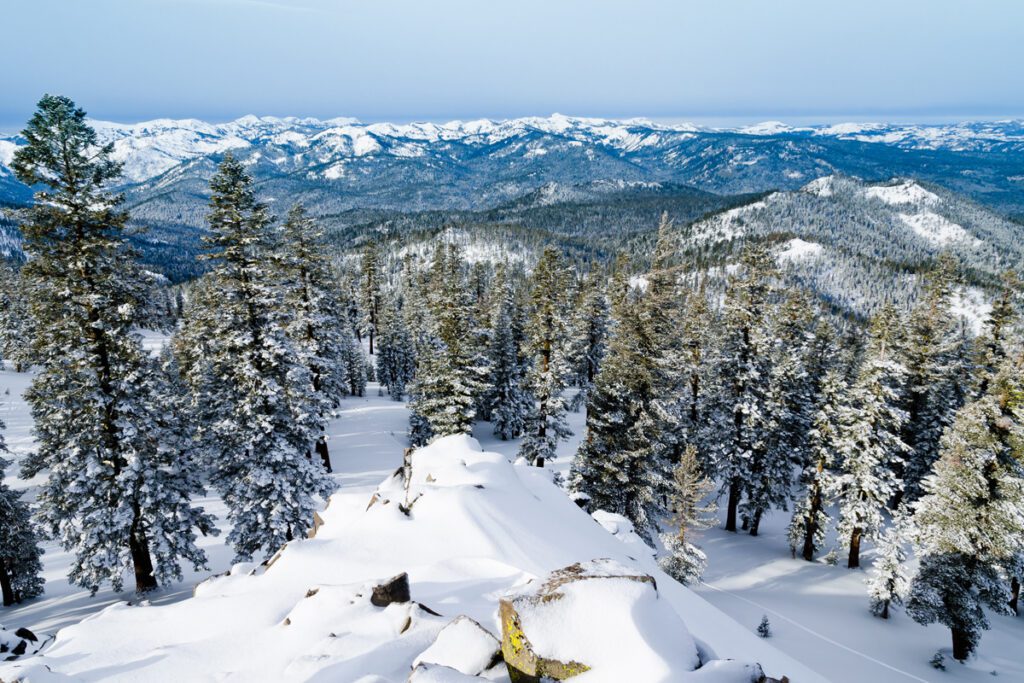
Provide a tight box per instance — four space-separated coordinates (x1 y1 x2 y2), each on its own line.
0 432 813 682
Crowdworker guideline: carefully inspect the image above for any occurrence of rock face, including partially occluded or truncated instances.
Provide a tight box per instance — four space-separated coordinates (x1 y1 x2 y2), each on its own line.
413 616 502 676
499 559 698 682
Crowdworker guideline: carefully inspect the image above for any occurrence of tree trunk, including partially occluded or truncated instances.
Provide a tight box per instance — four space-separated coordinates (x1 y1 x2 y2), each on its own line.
749 508 763 536
535 456 545 468
369 330 374 356
0 558 15 606
725 480 740 532
315 436 332 473
880 600 890 620
801 486 822 562
130 532 158 593
847 528 862 569
1011 577 1021 616
951 627 971 661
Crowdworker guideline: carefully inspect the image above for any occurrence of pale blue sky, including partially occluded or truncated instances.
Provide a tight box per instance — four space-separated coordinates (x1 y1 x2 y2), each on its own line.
2 0 1022 130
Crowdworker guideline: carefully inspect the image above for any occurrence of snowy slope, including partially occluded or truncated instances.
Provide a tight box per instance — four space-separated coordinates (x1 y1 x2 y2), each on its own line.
0 384 814 682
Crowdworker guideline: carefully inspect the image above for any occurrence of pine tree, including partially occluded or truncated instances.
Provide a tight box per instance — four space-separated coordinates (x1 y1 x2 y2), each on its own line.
519 248 572 466
487 267 531 440
835 305 910 569
707 245 777 533
658 444 716 585
0 264 33 372
177 154 334 562
570 262 660 540
375 296 416 401
407 245 487 444
278 204 351 471
900 255 964 503
788 370 845 561
566 273 609 411
13 95 214 593
0 429 44 606
359 240 383 355
867 518 910 619
907 358 1024 660
973 270 1019 398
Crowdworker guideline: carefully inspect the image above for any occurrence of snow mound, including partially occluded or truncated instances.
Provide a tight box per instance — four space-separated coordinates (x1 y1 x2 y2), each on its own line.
864 180 940 206
898 211 979 246
0 435 816 682
777 238 824 263
413 616 501 676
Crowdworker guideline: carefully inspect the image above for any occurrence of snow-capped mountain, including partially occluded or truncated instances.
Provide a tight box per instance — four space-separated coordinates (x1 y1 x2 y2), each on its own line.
3 114 1024 216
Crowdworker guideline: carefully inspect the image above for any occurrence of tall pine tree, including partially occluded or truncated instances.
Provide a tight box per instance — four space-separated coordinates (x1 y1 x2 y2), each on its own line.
177 154 334 562
14 95 214 593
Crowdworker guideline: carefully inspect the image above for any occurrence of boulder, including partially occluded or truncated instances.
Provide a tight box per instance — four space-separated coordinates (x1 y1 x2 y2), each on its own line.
0 624 47 662
413 615 502 676
499 559 703 682
371 572 411 607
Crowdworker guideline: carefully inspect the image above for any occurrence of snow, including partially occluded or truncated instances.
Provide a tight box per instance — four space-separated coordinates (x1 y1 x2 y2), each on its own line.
0 374 813 682
800 175 836 197
949 286 993 335
412 616 499 675
864 181 941 206
1 347 1020 681
776 238 824 263
898 211 979 246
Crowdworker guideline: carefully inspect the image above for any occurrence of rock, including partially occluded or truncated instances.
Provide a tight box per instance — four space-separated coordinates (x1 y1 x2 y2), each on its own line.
499 558 712 682
0 624 48 662
413 615 502 676
371 572 411 607
11 629 36 643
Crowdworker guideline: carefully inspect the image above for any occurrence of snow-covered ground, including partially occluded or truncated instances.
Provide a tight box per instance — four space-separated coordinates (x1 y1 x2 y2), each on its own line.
2 353 1023 681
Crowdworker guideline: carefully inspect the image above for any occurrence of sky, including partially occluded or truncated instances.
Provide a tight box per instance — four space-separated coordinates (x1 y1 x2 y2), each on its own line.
2 0 1023 131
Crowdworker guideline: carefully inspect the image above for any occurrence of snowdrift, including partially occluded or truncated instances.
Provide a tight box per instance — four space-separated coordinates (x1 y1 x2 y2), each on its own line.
0 435 820 682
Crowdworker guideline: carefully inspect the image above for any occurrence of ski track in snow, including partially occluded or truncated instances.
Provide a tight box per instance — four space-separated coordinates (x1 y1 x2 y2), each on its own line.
697 580 930 683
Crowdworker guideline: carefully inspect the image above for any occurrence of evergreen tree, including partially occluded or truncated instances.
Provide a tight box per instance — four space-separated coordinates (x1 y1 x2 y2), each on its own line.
487 267 531 440
177 154 334 562
658 444 716 585
0 264 33 372
519 248 572 466
407 245 487 444
359 240 383 355
907 359 1024 660
707 245 777 532
835 305 910 569
973 270 1019 397
867 519 910 619
0 427 44 606
570 261 660 540
375 296 416 401
13 95 214 593
900 255 964 503
567 272 609 411
279 204 350 471
788 370 845 561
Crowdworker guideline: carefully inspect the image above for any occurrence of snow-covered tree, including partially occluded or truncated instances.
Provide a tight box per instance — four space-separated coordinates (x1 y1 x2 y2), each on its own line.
835 305 910 568
788 370 845 561
278 204 351 471
659 444 716 585
407 245 487 444
867 518 910 619
973 270 1019 398
570 262 661 540
707 245 777 532
177 153 334 562
907 358 1024 660
900 255 965 503
519 248 573 466
359 240 383 354
13 95 215 593
486 267 531 440
0 429 44 606
375 296 416 401
0 264 33 372
566 272 609 411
